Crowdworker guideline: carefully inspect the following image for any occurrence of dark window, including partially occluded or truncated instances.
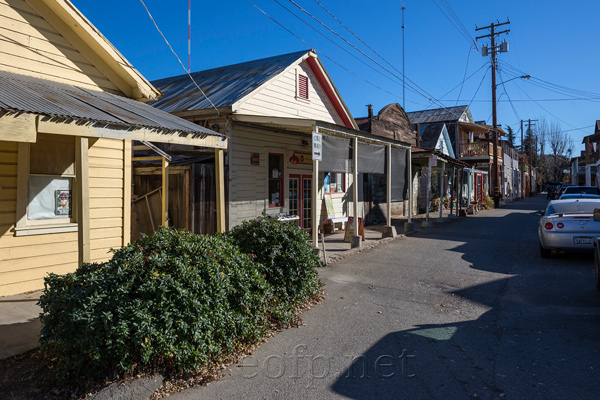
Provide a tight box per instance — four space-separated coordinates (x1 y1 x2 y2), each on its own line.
268 154 283 207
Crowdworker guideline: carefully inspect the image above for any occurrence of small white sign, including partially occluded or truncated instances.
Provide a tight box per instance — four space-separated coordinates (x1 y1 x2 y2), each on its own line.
428 154 437 167
312 131 322 161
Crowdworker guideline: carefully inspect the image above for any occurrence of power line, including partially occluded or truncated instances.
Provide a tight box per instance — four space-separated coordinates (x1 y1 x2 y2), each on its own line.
272 0 421 97
456 46 474 105
286 0 449 110
245 0 427 106
138 0 220 115
431 0 477 48
469 67 489 107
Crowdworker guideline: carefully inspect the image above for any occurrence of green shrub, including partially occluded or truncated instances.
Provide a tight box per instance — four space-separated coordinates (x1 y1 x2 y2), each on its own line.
227 216 322 323
39 227 270 383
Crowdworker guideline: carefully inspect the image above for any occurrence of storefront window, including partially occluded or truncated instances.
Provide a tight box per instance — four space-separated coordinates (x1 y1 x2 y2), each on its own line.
324 172 344 194
268 153 283 207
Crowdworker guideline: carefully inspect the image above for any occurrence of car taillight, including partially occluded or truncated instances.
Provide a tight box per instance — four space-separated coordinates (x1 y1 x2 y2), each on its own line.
545 222 554 230
557 222 564 229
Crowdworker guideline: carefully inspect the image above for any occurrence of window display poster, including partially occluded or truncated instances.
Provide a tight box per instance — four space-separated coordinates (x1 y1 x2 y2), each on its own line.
55 190 72 216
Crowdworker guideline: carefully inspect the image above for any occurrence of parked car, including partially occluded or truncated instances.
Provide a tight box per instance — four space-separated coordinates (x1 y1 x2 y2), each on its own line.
558 193 600 200
535 199 600 258
561 186 600 196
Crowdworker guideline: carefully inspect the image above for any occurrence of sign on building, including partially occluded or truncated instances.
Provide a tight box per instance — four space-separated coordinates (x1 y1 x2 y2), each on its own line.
312 131 322 161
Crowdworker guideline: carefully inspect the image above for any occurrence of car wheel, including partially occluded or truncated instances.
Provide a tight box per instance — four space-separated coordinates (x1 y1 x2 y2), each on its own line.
540 242 551 258
595 247 600 291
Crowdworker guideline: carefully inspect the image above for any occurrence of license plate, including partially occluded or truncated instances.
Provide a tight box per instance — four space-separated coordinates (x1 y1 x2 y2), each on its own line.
574 237 593 245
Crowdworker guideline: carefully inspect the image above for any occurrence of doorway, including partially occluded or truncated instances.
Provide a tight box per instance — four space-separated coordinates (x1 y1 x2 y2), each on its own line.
289 174 312 229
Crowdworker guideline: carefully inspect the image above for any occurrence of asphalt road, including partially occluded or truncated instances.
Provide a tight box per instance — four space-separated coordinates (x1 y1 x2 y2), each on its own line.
171 194 600 400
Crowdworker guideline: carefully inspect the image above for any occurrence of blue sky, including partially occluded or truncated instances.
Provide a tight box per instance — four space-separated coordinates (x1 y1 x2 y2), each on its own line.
72 0 599 152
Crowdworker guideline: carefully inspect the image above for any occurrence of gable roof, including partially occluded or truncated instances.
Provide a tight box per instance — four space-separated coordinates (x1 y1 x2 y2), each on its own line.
150 50 309 113
150 50 357 129
419 123 455 158
27 0 160 100
406 105 473 124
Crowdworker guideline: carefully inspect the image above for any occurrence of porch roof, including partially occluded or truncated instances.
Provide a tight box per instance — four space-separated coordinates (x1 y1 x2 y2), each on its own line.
0 70 226 147
458 121 507 136
411 147 467 168
232 114 411 148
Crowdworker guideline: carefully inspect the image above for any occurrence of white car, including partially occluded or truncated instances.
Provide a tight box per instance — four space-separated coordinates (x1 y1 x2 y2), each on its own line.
536 199 600 258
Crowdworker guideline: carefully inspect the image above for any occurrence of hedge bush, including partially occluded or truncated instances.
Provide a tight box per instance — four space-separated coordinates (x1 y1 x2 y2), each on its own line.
39 227 271 383
227 216 322 323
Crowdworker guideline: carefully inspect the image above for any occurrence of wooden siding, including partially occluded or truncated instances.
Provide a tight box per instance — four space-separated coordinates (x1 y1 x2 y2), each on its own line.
0 138 126 296
236 61 344 125
0 0 119 93
228 126 359 229
88 138 125 263
0 139 79 296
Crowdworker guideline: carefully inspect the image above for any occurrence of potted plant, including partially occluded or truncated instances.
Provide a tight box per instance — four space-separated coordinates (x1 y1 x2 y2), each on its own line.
322 219 334 234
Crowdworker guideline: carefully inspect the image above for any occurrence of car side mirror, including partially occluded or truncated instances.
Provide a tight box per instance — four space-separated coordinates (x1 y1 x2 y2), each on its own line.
594 209 600 222
533 210 544 216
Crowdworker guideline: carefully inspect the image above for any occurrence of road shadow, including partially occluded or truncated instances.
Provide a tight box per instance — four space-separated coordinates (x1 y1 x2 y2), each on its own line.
332 196 600 399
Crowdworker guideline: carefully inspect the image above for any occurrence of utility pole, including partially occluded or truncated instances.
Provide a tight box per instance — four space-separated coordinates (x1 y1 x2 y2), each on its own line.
520 120 524 198
477 20 510 208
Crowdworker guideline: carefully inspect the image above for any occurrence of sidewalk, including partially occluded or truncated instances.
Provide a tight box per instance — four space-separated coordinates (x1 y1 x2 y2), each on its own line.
0 207 465 361
0 290 42 359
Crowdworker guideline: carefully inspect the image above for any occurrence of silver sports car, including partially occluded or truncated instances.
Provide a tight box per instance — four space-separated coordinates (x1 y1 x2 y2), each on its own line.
536 199 600 258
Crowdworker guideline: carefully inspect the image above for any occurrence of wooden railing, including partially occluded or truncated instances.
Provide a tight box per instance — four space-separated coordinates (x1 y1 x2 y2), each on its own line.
458 142 492 158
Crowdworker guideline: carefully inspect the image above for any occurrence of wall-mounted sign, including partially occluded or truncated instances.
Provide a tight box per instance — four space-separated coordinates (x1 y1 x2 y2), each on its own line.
428 154 438 167
55 190 71 216
251 153 260 165
293 152 312 164
312 131 322 161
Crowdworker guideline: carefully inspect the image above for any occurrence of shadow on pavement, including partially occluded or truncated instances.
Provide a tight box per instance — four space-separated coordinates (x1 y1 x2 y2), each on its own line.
332 195 600 399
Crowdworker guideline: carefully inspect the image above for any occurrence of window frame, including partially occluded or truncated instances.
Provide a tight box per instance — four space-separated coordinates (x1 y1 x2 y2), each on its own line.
15 136 78 236
323 171 345 194
268 153 284 208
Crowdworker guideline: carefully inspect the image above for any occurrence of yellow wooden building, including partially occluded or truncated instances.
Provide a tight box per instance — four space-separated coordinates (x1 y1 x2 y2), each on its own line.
0 0 226 296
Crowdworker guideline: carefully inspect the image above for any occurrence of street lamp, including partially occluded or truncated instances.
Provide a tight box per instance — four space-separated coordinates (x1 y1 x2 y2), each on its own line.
497 75 531 86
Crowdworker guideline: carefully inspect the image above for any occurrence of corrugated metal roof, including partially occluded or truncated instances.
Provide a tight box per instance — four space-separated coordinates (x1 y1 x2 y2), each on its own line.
0 70 223 138
150 50 309 113
406 105 473 124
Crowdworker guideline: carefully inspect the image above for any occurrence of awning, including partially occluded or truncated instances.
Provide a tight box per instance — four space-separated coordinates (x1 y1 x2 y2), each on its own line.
0 70 225 146
411 147 467 168
458 121 507 137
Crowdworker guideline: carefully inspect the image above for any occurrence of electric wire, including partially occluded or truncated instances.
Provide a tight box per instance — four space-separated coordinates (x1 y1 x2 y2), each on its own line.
456 46 474 105
469 67 489 107
245 0 427 106
498 69 521 123
138 0 220 116
286 0 448 110
431 0 477 49
272 0 421 96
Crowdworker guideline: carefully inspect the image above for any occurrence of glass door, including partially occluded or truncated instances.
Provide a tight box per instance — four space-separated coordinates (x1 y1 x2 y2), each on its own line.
289 176 300 227
302 176 312 230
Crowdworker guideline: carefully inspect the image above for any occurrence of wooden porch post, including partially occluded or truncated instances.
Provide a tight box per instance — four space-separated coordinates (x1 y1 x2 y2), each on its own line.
76 137 90 265
439 160 446 220
312 158 319 248
161 157 169 226
215 148 226 233
382 144 396 238
386 144 392 226
351 137 361 247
